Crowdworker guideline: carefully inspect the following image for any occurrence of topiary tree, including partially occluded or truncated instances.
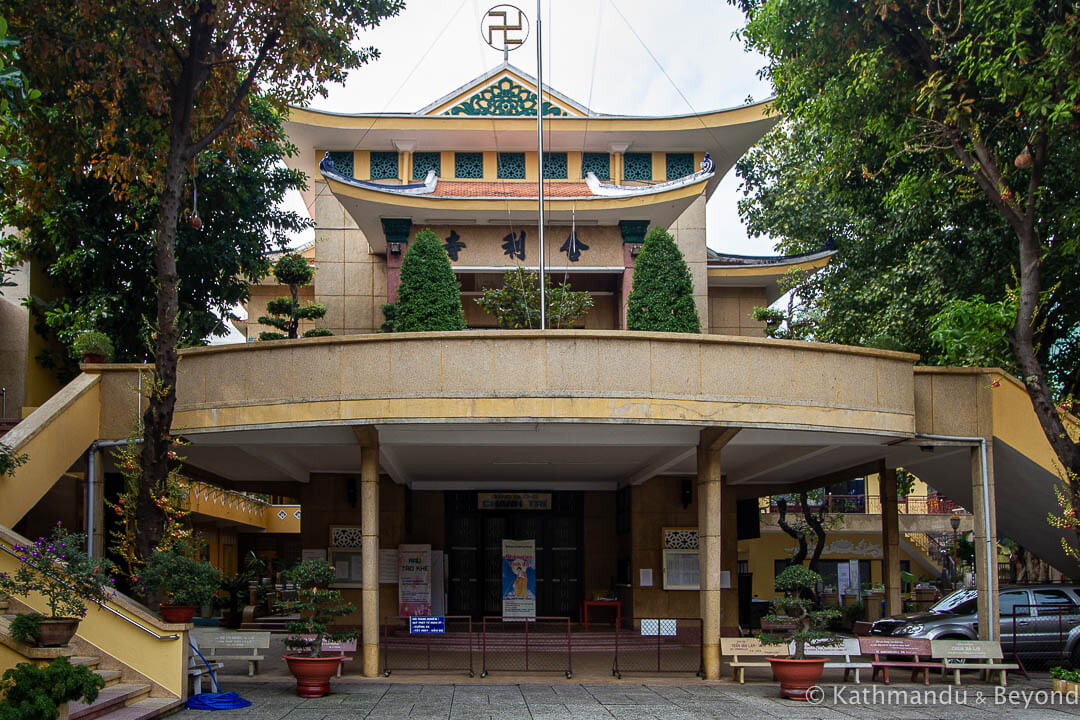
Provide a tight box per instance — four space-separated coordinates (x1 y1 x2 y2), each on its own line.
258 253 332 340
475 268 593 329
392 228 465 332
626 226 700 333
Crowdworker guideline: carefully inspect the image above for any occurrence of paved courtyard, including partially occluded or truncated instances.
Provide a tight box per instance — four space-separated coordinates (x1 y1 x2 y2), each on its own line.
172 681 1080 719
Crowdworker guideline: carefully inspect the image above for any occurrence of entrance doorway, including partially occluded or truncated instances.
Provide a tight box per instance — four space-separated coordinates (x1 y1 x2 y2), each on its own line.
445 491 583 619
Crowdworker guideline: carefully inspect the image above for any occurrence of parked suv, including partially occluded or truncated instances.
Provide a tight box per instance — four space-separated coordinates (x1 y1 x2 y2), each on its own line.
870 585 1080 663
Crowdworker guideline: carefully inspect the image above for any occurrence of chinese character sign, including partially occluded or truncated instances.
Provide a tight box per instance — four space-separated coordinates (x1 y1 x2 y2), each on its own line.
443 230 466 261
501 539 536 620
398 544 432 617
559 231 589 262
502 230 527 260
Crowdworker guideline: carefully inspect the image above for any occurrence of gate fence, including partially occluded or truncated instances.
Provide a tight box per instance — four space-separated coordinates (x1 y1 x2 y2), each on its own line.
1005 604 1080 680
611 617 704 678
381 615 475 677
480 616 573 678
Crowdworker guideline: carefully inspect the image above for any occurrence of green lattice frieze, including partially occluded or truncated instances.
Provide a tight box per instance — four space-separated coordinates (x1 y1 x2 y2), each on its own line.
666 153 694 180
455 152 484 178
446 77 568 116
326 151 354 177
370 151 398 180
413 152 441 179
581 152 610 180
623 153 652 181
497 152 526 179
543 152 567 179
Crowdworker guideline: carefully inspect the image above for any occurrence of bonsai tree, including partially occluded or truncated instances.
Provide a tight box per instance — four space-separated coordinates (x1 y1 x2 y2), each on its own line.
139 540 222 612
281 559 358 658
0 524 115 621
0 657 105 720
392 228 466 332
626 226 700 333
71 331 114 362
476 268 594 329
258 253 333 340
761 564 841 659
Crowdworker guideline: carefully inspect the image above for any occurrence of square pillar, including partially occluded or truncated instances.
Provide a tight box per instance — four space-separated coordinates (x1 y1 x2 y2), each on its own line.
619 220 649 329
357 427 380 677
879 465 902 617
382 218 412 304
697 427 739 680
971 443 998 640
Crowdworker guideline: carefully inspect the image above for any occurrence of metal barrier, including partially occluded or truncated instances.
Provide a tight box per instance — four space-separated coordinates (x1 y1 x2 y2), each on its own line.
480 616 573 678
1004 604 1080 679
381 616 475 677
611 617 703 678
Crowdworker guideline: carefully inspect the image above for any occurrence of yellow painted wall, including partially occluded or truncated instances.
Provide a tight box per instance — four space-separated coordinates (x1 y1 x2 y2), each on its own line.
707 286 768 337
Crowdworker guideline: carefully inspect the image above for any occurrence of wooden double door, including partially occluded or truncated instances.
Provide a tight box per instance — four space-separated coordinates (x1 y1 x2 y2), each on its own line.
445 491 583 619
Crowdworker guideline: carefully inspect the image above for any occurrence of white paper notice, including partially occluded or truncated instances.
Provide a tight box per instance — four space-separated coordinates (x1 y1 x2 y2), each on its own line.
379 549 399 584
719 570 731 589
640 568 653 587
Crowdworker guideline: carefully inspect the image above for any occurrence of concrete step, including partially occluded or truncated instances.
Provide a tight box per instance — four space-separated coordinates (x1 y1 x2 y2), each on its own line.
94 668 122 686
92 698 181 720
71 656 101 669
67 683 150 720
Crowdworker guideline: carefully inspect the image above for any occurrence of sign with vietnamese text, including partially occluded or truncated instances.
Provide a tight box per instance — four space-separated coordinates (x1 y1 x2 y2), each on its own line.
501 539 536 620
409 616 446 635
398 544 432 617
479 493 551 510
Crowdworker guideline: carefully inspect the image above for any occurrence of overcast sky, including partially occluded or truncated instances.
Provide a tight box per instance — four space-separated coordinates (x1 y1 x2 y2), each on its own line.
284 0 776 255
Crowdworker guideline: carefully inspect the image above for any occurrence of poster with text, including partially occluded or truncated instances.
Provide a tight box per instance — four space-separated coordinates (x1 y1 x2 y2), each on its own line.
501 539 536 620
398 544 432 617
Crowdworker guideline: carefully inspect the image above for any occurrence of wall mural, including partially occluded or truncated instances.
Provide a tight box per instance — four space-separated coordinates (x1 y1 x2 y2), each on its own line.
785 538 884 558
446 77 568 116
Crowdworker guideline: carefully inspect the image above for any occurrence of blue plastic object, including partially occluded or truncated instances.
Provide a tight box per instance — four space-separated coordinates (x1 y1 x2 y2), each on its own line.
185 641 252 710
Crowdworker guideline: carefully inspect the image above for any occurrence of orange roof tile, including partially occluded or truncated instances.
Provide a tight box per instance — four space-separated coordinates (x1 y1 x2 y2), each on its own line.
431 181 592 198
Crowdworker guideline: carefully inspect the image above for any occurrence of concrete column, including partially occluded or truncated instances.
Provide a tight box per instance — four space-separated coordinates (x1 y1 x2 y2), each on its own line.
697 427 739 680
971 443 998 640
879 465 902 617
89 448 105 558
381 218 412 304
618 221 648 329
719 479 739 633
357 427 380 677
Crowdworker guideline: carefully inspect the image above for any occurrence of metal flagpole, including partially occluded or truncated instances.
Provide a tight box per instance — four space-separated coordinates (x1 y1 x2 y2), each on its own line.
535 0 546 329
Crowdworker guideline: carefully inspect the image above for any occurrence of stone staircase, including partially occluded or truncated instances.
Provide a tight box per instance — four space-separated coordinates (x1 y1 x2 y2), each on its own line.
0 597 181 720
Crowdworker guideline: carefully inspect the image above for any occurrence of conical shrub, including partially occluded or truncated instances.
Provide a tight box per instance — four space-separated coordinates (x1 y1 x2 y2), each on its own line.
393 228 466 332
626 226 700 333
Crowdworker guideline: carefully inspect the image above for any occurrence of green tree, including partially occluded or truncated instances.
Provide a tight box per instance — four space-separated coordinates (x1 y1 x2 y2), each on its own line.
475 268 594 329
626 226 700 333
392 229 466 332
1 0 403 564
0 657 104 720
1 98 310 378
732 0 1080 548
257 253 331 341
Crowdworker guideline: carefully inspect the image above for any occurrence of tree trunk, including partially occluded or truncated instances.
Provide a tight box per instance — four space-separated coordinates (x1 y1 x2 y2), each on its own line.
776 498 808 566
135 140 188 563
803 493 828 573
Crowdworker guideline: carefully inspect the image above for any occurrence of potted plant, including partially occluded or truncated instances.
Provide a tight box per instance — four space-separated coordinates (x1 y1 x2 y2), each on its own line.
0 524 116 646
280 559 358 698
760 564 842 701
71 331 114 364
0 656 105 718
140 542 222 623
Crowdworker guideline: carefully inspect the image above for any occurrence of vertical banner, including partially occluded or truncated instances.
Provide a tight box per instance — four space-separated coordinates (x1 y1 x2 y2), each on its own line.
398 544 432 617
501 539 536 620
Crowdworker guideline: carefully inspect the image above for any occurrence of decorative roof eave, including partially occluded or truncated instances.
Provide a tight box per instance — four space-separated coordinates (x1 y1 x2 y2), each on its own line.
318 152 712 201
417 62 590 116
706 247 836 271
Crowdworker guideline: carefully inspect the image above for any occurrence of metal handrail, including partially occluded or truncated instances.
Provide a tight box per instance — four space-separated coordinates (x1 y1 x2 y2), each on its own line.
0 542 180 641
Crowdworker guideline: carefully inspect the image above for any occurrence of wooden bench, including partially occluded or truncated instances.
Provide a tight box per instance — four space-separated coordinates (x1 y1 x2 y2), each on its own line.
931 639 1018 687
859 636 936 685
720 637 788 684
199 631 270 676
188 637 224 695
798 637 872 684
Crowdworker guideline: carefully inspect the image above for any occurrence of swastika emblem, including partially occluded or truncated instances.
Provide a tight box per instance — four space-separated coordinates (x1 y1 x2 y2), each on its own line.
481 4 529 52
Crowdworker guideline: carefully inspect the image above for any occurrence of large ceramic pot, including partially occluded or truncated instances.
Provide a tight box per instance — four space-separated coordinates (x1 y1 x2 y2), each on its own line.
37 618 81 647
283 655 345 698
82 353 106 364
768 657 828 701
159 604 197 623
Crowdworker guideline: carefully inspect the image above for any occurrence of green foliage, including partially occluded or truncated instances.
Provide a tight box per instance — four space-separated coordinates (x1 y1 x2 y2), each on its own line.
929 294 1018 373
258 252 328 341
475 268 594 329
392 229 466 332
71 331 113 361
895 469 917 498
760 564 842 659
8 613 42 645
0 524 116 618
0 15 39 171
379 303 397 333
139 541 222 607
1051 666 1080 682
0 442 28 477
281 560 358 658
0 657 104 720
626 227 700 333
1 98 311 378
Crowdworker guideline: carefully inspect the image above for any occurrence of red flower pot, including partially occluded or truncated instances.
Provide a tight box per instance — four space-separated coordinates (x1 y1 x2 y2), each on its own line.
159 604 197 623
36 618 81 647
768 657 827 701
283 655 344 698
82 353 106 364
